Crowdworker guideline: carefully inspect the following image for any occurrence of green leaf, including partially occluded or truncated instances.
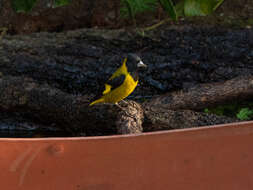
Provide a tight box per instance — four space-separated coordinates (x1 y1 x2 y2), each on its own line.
12 0 37 13
213 0 225 11
175 1 185 17
184 0 206 16
54 0 70 8
159 0 177 21
237 108 253 121
184 0 224 17
204 108 210 113
120 0 158 18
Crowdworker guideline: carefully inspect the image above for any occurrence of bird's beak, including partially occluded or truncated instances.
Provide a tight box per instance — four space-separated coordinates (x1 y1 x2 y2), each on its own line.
137 60 147 68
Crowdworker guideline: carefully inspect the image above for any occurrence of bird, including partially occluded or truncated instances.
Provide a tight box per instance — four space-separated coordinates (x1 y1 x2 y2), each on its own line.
89 53 147 106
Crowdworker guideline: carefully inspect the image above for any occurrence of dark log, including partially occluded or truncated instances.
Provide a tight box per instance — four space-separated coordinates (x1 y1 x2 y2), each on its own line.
0 27 252 136
0 28 252 97
143 106 237 132
145 75 253 111
0 75 240 136
0 75 145 136
116 101 144 134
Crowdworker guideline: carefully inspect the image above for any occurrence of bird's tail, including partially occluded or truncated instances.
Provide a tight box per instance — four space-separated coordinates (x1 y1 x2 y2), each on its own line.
89 98 104 106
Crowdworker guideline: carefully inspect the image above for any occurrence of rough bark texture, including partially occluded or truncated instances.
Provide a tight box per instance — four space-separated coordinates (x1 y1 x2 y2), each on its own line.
145 75 253 111
143 107 237 132
0 27 252 96
0 27 252 136
0 74 241 136
116 101 144 134
0 75 145 136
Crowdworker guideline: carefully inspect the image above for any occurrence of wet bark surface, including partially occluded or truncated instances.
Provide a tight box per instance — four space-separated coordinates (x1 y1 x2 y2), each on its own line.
0 26 252 137
1 27 253 96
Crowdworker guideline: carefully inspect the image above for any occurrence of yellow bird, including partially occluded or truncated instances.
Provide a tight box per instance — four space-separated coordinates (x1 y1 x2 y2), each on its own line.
89 53 147 106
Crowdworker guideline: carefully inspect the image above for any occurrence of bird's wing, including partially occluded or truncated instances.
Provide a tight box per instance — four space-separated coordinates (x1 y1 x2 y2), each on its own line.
109 58 127 80
103 74 126 94
90 74 126 103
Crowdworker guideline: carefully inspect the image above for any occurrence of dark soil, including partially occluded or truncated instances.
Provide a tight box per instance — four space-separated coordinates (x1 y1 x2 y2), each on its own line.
0 0 253 34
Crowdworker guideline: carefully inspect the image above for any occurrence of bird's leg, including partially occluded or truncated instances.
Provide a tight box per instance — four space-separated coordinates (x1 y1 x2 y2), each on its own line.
121 100 127 104
115 102 124 109
120 99 128 106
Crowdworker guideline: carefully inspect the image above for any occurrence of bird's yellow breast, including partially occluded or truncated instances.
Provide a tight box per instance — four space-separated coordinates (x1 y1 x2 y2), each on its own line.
102 74 138 103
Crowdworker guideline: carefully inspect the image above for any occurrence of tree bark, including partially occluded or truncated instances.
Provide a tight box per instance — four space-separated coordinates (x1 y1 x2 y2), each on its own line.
0 75 240 136
0 28 252 96
0 27 252 136
145 75 253 111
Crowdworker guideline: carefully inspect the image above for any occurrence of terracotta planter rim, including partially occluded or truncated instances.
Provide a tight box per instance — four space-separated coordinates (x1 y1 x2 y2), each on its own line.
1 120 253 190
0 120 252 142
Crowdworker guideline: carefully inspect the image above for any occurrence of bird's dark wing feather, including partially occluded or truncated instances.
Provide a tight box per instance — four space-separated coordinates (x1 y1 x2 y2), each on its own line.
107 74 126 91
91 74 126 101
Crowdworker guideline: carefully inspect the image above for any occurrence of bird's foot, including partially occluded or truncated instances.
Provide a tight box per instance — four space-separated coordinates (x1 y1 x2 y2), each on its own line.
120 100 128 106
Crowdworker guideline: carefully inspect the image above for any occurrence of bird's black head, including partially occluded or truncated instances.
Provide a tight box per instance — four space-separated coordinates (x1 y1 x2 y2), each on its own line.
125 53 147 73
